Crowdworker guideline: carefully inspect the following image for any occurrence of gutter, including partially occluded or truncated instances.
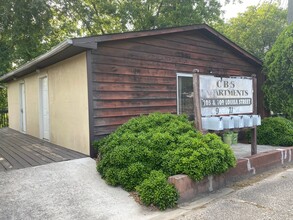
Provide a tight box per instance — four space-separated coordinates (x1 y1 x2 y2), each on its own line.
0 39 73 82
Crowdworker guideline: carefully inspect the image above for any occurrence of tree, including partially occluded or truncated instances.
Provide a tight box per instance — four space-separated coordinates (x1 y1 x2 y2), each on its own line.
0 41 12 76
0 86 7 109
119 0 223 31
216 2 287 60
263 23 293 120
0 0 54 75
54 0 225 36
51 0 126 36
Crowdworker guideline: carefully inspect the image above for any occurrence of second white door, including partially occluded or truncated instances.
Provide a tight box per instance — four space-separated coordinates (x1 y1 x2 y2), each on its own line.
20 83 26 133
40 77 50 140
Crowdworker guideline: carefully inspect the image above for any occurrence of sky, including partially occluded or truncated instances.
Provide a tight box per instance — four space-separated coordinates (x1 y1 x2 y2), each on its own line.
219 0 289 20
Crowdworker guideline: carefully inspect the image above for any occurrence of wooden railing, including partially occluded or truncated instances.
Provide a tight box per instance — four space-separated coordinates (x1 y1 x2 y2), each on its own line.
0 109 8 128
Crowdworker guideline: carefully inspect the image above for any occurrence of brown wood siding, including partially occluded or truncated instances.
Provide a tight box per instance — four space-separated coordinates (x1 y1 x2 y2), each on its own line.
90 31 260 139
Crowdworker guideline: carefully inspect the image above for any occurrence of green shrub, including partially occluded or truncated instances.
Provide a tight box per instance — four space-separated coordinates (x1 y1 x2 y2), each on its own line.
161 133 236 181
257 117 293 146
136 170 178 210
94 113 236 209
118 162 151 191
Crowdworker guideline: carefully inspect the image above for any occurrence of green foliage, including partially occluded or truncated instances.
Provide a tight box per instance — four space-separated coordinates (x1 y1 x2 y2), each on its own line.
216 2 287 60
0 0 82 76
53 0 126 35
256 117 293 146
0 0 54 74
96 113 196 188
120 0 223 31
136 170 178 210
54 0 225 36
0 42 12 75
95 113 236 209
263 23 293 120
0 86 7 109
162 133 236 180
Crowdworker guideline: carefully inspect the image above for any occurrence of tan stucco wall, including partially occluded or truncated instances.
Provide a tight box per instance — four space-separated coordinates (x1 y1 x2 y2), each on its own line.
7 52 90 155
26 72 40 137
7 81 21 131
47 53 89 155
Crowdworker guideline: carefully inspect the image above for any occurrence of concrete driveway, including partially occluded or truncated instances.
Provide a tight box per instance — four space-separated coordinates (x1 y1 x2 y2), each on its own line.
0 158 161 220
1 145 289 220
173 166 293 220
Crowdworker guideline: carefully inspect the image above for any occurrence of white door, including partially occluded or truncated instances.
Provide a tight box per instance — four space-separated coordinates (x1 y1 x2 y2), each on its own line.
19 83 26 133
40 77 50 140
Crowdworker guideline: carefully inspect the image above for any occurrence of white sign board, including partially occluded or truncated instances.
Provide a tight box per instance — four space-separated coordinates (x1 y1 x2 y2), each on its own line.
200 75 253 116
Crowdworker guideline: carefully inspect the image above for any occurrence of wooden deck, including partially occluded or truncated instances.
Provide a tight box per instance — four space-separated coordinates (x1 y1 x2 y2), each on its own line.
0 128 87 172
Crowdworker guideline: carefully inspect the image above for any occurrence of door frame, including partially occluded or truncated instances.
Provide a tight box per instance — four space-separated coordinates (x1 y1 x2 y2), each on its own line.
39 75 50 140
176 73 193 115
19 82 26 133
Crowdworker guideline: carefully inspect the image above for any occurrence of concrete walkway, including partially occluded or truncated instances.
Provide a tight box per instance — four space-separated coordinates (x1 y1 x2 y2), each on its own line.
231 143 280 158
0 144 287 220
0 158 161 220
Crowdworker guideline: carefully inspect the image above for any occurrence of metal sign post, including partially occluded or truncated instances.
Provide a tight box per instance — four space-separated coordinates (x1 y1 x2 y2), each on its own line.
192 71 203 132
251 74 257 155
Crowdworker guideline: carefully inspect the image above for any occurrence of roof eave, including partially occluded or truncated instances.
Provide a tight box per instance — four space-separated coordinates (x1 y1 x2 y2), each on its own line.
0 39 74 83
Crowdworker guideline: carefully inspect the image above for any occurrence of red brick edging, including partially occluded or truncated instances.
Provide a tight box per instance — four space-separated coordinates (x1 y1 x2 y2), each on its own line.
168 147 293 203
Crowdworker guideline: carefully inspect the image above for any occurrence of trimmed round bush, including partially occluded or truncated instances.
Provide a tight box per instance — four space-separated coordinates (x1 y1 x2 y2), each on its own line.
94 113 236 210
257 117 293 146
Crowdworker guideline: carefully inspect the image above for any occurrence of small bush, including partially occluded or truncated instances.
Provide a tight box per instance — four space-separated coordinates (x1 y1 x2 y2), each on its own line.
94 113 236 210
136 170 178 210
257 117 293 146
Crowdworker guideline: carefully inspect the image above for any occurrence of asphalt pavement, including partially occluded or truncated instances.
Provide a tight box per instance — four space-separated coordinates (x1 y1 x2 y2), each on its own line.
170 166 293 220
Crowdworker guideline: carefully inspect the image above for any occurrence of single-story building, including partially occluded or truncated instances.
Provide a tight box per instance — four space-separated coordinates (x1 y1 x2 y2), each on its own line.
0 24 264 157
